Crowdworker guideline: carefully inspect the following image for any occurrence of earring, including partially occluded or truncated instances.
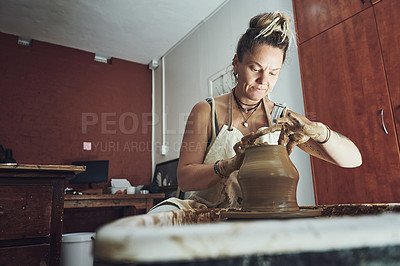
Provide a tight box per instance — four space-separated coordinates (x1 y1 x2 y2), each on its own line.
232 71 238 82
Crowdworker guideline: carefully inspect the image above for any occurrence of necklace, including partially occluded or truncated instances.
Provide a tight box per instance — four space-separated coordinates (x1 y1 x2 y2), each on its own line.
232 89 262 113
236 96 259 107
238 107 258 127
232 90 262 127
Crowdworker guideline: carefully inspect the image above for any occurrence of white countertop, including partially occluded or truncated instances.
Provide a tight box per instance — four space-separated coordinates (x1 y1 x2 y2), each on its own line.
94 210 400 264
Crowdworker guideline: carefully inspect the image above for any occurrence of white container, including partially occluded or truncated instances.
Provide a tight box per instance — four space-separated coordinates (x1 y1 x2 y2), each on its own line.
127 186 136 194
61 232 96 266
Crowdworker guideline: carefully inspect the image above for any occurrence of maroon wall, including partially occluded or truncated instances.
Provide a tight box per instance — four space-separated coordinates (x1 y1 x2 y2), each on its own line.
0 32 152 187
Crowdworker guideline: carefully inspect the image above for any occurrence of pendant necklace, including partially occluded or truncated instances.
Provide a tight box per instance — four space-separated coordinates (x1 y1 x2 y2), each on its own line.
239 107 258 127
233 89 262 127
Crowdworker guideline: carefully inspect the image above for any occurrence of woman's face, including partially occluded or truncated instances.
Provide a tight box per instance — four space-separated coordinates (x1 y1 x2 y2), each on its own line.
233 44 284 102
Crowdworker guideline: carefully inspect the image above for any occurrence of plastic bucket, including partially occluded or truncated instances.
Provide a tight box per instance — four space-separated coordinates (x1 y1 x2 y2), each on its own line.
61 232 96 266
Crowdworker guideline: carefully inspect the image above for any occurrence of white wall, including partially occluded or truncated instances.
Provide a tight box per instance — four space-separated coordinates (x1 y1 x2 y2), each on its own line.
154 0 315 205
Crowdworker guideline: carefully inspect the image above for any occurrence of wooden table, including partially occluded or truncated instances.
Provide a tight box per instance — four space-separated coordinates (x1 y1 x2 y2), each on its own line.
64 193 165 213
0 164 84 266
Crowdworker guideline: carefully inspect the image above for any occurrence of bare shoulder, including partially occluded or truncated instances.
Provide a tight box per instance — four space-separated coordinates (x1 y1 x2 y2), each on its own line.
184 100 212 133
190 100 211 117
180 100 212 158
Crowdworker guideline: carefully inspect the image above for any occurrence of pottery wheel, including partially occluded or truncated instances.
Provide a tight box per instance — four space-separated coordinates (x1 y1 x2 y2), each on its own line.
220 208 322 220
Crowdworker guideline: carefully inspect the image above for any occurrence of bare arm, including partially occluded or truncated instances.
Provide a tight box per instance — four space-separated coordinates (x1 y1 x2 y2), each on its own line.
177 101 223 192
298 130 362 168
276 111 362 168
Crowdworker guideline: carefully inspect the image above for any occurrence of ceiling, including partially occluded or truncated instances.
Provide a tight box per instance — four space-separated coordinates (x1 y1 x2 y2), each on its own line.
0 0 228 65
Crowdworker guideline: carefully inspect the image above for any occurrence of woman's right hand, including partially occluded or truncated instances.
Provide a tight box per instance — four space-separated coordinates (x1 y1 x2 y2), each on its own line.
223 132 258 174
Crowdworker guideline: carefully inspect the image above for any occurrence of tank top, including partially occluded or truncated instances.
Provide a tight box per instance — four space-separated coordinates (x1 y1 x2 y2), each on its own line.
187 94 287 208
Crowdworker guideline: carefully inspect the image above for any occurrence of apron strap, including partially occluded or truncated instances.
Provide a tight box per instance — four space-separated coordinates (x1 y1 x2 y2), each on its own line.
227 92 233 131
262 97 273 127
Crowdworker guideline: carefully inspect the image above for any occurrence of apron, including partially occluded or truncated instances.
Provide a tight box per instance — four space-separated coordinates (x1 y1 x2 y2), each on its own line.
150 93 287 211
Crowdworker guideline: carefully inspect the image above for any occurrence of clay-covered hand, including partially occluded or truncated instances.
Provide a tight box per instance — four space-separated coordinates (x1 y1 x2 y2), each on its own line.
275 112 329 154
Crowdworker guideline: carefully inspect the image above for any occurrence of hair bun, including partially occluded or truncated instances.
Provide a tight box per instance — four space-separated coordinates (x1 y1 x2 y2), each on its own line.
235 11 293 63
249 11 292 43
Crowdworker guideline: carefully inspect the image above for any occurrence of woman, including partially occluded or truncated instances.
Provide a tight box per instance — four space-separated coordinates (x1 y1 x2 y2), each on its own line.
149 11 362 213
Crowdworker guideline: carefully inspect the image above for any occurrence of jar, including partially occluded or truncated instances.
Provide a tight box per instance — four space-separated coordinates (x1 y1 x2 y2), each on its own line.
238 144 299 212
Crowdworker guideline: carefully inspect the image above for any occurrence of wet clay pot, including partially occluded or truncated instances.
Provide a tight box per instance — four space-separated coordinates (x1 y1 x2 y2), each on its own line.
238 144 299 212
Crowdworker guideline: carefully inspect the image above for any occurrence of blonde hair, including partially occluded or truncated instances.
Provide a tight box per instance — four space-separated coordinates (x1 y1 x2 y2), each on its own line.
236 11 293 63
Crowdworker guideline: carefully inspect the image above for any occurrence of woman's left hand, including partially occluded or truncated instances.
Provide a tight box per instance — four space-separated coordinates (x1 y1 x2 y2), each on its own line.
275 112 329 154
